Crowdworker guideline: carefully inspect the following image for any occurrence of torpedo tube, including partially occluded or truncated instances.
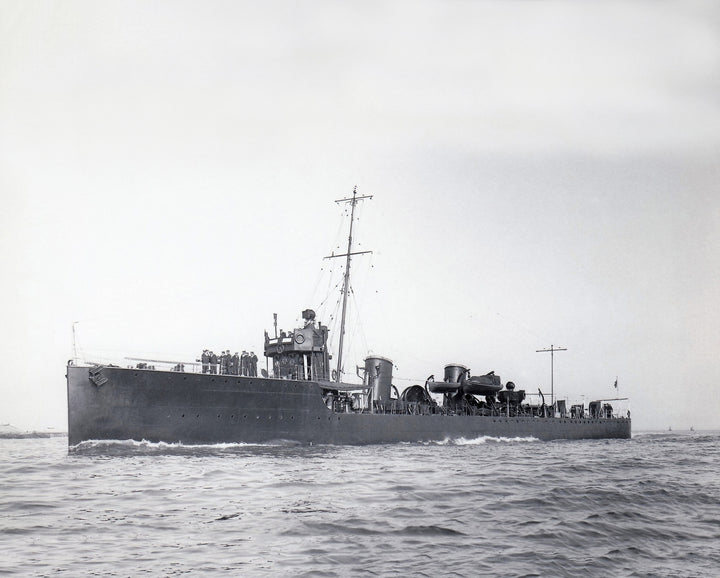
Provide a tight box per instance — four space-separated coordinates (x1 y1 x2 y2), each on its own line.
428 363 466 393
462 371 503 396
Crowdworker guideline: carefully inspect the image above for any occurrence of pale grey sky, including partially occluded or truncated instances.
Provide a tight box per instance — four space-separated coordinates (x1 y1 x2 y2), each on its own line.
1 0 719 431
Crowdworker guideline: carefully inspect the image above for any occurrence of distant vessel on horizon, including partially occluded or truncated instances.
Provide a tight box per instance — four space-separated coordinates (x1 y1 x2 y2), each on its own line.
0 423 67 439
66 189 631 446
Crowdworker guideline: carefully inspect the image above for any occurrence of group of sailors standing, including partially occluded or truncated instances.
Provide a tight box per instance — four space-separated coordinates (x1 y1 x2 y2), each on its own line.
200 349 258 376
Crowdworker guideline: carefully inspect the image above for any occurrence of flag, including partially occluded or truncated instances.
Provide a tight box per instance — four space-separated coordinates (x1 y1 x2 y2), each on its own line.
613 378 618 389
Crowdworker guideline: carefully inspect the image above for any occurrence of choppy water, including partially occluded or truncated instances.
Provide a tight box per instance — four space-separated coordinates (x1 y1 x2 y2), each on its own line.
1 432 719 577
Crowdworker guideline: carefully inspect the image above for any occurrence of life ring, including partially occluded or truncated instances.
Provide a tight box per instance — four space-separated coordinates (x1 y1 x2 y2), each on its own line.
295 333 305 344
277 345 284 354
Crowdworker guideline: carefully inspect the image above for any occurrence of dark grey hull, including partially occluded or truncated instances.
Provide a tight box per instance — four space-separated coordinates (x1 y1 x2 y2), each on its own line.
67 365 631 446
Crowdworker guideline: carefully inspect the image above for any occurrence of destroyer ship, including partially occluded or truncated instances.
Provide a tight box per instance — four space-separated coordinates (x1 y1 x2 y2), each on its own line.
66 189 631 445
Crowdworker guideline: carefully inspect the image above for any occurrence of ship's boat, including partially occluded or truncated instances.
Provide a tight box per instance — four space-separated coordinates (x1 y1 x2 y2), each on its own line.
65 188 632 446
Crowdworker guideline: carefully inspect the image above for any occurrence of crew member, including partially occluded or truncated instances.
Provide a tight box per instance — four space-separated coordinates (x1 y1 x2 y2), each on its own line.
241 351 248 376
250 352 258 377
220 351 229 375
201 349 209 374
231 352 239 375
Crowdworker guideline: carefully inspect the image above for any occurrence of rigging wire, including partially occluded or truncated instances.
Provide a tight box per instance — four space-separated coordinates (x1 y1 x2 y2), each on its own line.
344 285 368 368
325 286 344 362
307 200 360 328
344 254 374 358
305 203 348 310
328 254 375 376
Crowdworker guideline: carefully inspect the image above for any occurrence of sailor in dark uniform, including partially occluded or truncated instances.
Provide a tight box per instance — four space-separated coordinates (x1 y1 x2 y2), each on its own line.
221 350 229 375
241 351 248 376
231 352 240 375
209 351 218 374
250 352 258 377
201 349 209 374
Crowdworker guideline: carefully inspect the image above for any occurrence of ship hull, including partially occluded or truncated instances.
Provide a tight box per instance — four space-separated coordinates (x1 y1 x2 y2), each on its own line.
67 365 631 446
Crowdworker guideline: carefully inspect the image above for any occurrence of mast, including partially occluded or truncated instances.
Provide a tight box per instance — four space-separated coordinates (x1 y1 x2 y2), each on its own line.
325 186 372 382
536 344 567 409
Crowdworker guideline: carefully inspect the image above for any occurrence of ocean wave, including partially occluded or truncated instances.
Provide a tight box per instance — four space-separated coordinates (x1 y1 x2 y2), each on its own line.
423 435 540 445
67 434 543 455
68 438 297 456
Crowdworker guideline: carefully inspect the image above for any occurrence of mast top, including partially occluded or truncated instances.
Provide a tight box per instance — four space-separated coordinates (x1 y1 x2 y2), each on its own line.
335 185 373 205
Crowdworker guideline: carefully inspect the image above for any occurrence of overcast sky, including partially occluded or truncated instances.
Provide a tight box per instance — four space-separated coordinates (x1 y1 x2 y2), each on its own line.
1 0 719 432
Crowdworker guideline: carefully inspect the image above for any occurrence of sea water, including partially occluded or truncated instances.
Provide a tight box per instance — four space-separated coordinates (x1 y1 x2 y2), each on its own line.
1 432 718 577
